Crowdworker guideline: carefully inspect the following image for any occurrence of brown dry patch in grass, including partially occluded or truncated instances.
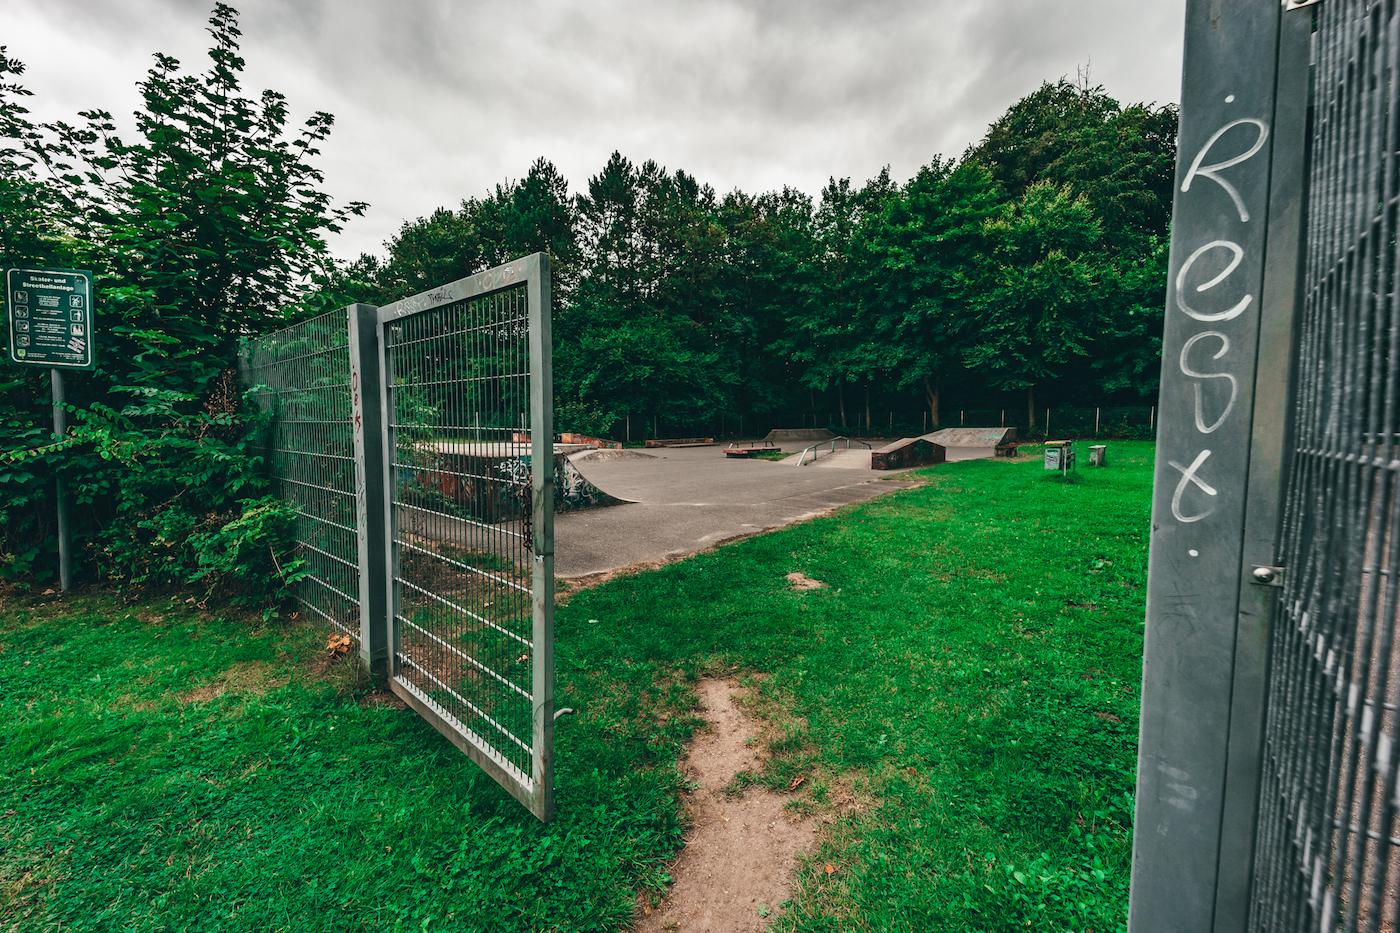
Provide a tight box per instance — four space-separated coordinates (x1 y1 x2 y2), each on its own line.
176 660 289 705
555 559 672 605
785 571 825 591
0 826 67 933
357 687 408 711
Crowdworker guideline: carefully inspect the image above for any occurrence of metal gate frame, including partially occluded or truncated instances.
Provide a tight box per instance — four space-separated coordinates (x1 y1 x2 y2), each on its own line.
1130 2 1312 931
375 254 556 822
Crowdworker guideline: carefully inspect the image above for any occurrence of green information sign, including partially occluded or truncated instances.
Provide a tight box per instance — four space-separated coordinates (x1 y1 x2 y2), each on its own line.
4 266 95 370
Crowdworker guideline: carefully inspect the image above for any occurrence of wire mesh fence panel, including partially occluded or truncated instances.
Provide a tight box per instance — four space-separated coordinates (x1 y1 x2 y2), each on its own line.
1248 2 1400 930
241 310 360 645
380 255 554 821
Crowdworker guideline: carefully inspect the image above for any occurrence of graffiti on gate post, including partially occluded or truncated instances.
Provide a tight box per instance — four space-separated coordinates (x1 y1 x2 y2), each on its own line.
1168 116 1269 528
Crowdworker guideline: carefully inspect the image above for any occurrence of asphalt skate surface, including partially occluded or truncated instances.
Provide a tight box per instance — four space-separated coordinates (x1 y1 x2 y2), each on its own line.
555 444 921 578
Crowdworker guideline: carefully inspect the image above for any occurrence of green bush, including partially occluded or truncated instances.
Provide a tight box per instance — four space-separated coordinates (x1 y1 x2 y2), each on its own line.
189 497 305 612
556 398 618 438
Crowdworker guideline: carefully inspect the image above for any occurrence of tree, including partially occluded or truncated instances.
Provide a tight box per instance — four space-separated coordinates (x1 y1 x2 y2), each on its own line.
0 48 69 271
715 186 819 414
968 77 1177 255
864 158 1001 427
344 157 581 309
35 3 365 400
0 4 365 586
780 170 896 429
559 152 736 428
960 182 1109 430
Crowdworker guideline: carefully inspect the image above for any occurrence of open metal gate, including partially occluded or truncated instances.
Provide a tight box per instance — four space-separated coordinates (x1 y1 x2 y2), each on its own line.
1133 1 1400 929
377 256 555 821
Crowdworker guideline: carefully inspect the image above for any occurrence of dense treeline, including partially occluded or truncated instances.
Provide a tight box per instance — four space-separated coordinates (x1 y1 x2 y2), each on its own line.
0 2 1173 587
330 81 1175 435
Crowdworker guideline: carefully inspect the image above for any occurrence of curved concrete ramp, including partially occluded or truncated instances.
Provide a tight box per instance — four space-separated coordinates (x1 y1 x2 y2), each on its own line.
557 453 636 510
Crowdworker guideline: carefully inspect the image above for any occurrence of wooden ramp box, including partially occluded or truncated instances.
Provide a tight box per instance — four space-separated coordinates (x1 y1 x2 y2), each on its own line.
871 437 946 471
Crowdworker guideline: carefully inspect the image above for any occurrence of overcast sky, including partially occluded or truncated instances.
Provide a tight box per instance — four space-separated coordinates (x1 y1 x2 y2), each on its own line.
1 0 1187 262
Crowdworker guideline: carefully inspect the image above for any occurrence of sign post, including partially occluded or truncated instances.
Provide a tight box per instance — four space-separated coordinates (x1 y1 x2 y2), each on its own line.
4 267 97 592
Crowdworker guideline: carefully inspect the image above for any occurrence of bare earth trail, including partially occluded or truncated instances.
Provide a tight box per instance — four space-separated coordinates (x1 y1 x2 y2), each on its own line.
635 679 816 933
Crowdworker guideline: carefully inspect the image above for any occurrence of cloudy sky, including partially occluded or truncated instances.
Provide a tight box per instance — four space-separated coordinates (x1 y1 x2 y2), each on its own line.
1 0 1187 262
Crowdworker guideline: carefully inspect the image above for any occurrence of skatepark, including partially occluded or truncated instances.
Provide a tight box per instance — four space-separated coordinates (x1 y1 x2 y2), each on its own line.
554 426 1018 578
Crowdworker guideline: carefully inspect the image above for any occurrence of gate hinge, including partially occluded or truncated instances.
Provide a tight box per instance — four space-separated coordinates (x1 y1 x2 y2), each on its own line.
1251 565 1286 587
1284 0 1323 10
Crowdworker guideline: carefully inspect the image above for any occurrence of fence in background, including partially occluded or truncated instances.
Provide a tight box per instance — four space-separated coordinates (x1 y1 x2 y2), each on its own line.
601 405 1156 443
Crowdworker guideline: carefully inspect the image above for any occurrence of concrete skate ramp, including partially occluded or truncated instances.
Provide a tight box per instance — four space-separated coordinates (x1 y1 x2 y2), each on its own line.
763 427 835 444
917 427 1017 463
922 427 1017 447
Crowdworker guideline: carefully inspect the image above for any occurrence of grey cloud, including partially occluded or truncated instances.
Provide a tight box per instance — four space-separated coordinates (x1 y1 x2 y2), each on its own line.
1 0 1185 260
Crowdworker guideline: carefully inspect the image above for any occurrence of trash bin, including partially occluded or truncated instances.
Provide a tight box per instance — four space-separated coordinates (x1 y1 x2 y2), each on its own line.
1045 440 1073 471
1089 444 1107 466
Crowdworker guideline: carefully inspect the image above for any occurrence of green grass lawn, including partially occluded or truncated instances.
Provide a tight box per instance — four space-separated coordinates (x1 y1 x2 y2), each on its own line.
1 442 1152 932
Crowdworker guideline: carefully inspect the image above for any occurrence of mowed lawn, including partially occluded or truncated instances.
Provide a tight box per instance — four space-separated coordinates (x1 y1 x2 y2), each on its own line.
1 442 1153 933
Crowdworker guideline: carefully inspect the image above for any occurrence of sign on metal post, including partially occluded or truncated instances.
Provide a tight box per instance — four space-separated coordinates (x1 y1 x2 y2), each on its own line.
377 254 556 822
4 266 97 592
4 267 95 370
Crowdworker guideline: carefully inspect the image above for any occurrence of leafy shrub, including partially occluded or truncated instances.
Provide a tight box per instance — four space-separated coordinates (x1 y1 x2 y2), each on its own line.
0 8 357 608
190 497 305 613
556 398 618 438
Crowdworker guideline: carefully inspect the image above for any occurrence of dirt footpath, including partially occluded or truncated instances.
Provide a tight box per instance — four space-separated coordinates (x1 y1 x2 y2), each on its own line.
635 679 816 932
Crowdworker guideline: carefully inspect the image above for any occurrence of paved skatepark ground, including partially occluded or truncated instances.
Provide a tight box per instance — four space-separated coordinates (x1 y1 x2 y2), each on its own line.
556 444 922 578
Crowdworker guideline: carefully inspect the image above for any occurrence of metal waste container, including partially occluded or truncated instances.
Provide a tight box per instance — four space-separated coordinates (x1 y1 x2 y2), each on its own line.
1044 440 1074 471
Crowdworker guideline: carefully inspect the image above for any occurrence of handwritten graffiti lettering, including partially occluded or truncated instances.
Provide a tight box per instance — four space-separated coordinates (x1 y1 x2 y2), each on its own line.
1165 112 1270 527
1180 118 1269 222
1169 449 1219 524
1176 240 1253 322
1179 332 1238 434
351 364 362 435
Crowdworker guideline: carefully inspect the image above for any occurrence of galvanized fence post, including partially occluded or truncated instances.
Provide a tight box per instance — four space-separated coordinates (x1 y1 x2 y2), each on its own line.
527 252 555 822
347 303 389 674
1129 2 1309 931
